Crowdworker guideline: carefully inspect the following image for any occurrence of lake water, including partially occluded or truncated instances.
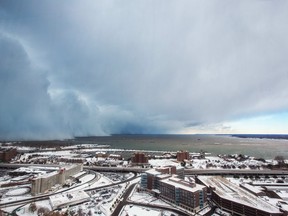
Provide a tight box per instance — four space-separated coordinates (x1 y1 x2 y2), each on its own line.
76 134 288 159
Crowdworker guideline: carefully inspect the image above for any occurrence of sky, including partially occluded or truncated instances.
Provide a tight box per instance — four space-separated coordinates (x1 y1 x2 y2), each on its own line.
0 0 288 140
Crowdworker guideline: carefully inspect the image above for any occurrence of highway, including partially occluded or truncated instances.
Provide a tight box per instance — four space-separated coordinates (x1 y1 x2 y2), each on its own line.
185 168 288 176
0 172 99 209
0 163 150 173
0 170 138 209
1 163 288 215
1 163 288 176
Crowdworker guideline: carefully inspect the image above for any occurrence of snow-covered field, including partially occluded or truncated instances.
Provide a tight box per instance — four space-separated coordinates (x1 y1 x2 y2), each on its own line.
120 205 174 216
129 188 171 207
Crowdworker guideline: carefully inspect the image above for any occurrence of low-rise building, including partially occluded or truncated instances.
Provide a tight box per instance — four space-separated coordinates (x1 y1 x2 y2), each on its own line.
0 148 17 162
197 176 285 216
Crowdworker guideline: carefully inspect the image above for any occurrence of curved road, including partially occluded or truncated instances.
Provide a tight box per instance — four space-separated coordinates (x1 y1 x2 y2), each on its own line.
1 163 288 176
1 163 288 215
2 170 137 210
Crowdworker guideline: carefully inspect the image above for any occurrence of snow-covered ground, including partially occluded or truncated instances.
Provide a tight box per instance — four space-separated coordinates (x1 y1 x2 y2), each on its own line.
129 188 171 207
1 144 287 216
120 205 174 216
0 170 136 216
5 187 30 196
149 159 180 168
148 155 267 170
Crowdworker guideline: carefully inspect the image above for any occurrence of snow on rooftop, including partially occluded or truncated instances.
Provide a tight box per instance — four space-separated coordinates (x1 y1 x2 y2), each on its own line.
149 159 180 167
49 190 90 210
198 176 281 213
145 169 162 175
266 186 288 201
240 183 264 194
72 171 86 178
120 205 162 216
129 187 171 208
160 176 205 193
11 165 59 173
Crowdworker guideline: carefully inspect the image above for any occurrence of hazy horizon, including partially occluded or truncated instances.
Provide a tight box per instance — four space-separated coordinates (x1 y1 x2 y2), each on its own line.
2 133 288 142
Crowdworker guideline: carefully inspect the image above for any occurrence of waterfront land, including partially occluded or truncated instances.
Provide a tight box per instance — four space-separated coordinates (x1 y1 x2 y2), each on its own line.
0 134 287 216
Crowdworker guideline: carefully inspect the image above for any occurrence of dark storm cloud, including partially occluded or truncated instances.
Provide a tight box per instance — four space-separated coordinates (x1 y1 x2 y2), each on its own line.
1 0 288 138
0 33 61 139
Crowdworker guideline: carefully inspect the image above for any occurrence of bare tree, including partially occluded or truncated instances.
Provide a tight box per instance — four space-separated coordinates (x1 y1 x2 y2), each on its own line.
37 207 50 216
77 207 84 216
87 210 92 216
29 202 37 213
274 155 285 167
44 211 64 216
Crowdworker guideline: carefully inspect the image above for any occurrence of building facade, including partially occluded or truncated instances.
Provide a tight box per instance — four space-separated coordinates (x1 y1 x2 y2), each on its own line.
176 150 189 162
0 148 17 162
131 152 149 165
31 164 83 195
158 177 207 212
141 168 207 212
197 176 285 216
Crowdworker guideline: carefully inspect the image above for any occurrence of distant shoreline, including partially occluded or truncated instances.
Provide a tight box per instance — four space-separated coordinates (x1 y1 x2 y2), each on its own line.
1 133 288 143
231 134 288 140
1 134 288 159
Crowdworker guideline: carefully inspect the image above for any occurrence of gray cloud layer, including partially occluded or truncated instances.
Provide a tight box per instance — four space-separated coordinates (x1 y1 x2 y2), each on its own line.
1 1 288 139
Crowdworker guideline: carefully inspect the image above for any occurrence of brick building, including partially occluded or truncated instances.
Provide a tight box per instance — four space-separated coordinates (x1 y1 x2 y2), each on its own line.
176 150 190 162
131 152 149 165
155 166 184 179
158 177 207 212
141 167 207 212
0 148 17 162
141 166 184 190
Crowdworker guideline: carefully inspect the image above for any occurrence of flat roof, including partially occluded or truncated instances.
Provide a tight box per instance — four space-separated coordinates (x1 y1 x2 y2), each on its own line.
160 176 206 193
145 169 162 175
49 190 90 209
198 176 281 214
240 183 264 194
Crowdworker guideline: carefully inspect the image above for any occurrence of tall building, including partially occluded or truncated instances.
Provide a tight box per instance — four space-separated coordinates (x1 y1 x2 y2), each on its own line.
141 167 207 213
141 166 184 190
141 169 162 190
158 177 207 212
31 164 83 195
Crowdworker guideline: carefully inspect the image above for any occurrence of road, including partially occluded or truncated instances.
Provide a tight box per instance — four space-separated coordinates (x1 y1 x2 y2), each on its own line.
1 163 288 176
112 182 191 216
1 163 288 215
0 170 137 209
185 168 288 176
0 163 150 173
111 182 137 216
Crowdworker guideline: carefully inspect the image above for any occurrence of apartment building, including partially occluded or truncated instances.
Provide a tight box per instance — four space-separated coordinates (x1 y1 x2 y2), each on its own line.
141 167 207 212
131 152 149 165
